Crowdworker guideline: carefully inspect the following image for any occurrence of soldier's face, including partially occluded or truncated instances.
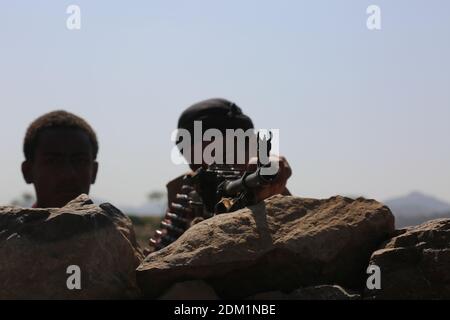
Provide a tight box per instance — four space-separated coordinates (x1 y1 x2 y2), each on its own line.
188 138 251 172
22 128 98 208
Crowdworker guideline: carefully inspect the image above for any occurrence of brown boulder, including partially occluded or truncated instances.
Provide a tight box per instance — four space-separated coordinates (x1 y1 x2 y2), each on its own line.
0 194 143 299
137 195 394 298
365 218 450 299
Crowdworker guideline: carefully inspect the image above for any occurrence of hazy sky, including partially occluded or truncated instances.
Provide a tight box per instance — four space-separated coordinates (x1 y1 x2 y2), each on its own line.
1 0 449 207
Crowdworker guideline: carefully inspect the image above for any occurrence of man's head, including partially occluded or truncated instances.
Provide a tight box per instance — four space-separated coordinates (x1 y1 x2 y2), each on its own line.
177 98 255 171
21 110 99 208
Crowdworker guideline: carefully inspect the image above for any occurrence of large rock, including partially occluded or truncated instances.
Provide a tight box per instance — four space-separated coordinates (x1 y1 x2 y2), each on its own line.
137 195 395 298
365 218 450 299
0 194 143 299
247 285 360 300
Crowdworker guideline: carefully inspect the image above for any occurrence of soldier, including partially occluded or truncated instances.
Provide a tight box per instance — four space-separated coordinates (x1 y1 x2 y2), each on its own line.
149 98 292 251
21 110 99 208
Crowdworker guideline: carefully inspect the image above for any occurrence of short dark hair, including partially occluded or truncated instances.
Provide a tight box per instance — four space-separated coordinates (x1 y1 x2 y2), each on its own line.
23 110 99 161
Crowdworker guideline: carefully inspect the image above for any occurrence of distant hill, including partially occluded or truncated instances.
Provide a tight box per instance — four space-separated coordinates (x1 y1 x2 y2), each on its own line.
384 191 450 228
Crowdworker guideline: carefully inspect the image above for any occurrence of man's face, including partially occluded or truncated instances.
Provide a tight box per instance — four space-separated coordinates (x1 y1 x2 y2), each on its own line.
188 136 252 172
23 128 98 208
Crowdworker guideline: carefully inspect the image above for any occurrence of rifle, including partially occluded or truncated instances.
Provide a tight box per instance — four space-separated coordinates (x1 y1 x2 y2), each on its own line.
149 132 278 250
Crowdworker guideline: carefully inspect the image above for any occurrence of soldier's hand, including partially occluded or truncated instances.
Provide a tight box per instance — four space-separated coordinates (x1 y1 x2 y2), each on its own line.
247 155 292 202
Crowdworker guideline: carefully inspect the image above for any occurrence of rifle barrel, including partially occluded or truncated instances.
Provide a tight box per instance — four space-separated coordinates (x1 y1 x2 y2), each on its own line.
222 166 277 196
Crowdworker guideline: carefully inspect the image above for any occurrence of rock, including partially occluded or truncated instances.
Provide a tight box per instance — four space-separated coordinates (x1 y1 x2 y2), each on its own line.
365 218 450 299
158 280 219 300
247 285 360 300
137 195 394 298
0 194 143 299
